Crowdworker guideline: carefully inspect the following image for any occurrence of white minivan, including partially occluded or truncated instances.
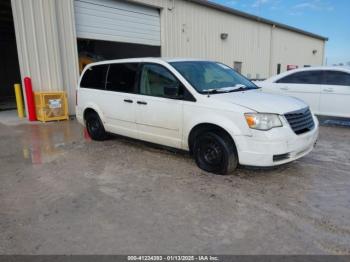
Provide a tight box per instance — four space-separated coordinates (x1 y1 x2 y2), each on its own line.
76 58 319 175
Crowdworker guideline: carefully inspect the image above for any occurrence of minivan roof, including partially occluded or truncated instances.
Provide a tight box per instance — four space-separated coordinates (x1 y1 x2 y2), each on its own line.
83 57 215 66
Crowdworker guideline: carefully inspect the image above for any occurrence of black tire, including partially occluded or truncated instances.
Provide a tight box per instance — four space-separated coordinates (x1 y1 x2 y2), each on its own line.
85 111 108 141
193 131 238 175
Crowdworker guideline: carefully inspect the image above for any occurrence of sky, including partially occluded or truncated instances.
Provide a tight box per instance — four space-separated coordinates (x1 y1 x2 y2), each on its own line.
210 0 350 66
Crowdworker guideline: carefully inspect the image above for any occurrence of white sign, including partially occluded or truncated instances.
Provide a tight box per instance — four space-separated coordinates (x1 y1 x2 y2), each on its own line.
49 99 62 109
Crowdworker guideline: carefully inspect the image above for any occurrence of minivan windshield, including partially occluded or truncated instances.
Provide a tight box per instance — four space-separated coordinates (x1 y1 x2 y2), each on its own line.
170 61 258 94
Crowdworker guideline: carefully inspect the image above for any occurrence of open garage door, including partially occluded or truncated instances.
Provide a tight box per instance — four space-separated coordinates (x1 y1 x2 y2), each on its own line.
74 0 161 73
74 0 161 46
0 0 21 111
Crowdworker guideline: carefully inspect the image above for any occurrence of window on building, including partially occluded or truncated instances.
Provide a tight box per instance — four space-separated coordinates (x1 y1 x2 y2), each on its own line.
277 64 281 74
80 64 109 89
277 71 324 84
234 61 242 74
140 64 183 98
324 71 350 86
106 63 139 93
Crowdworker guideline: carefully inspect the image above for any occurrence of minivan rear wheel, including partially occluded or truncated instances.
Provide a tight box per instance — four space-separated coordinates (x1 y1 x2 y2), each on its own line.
85 112 108 141
193 132 238 175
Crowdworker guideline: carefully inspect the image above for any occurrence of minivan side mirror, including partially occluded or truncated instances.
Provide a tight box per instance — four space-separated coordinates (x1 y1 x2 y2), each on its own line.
164 85 182 99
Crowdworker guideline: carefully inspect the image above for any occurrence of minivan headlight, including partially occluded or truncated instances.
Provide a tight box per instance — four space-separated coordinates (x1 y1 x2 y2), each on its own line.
244 113 282 131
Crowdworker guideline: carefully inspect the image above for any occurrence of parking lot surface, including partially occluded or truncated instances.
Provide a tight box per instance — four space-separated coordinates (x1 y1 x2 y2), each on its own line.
0 116 350 254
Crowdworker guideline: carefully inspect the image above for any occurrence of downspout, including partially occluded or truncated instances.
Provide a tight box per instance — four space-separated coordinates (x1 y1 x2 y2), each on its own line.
269 24 275 77
322 41 326 65
168 0 175 11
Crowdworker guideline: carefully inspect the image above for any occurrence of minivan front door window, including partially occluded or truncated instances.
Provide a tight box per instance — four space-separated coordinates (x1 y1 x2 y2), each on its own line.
140 64 183 98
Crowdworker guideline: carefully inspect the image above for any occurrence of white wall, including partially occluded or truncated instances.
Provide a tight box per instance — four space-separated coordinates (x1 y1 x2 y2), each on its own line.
271 27 325 75
55 0 80 114
131 0 325 78
131 0 272 78
11 0 79 114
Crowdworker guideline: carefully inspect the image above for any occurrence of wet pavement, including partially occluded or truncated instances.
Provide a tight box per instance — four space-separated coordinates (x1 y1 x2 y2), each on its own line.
0 114 350 254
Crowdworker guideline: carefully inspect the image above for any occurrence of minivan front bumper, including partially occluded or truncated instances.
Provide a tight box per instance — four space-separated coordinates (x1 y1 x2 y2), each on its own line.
234 116 319 167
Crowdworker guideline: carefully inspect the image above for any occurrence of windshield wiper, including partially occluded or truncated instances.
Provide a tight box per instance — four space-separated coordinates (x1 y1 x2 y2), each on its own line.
229 87 247 92
227 84 247 92
202 88 224 95
203 86 241 94
203 84 253 96
227 84 258 92
202 88 228 97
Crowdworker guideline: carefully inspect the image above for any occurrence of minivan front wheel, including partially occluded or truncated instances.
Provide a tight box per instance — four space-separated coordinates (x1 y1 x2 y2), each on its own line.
85 112 107 141
194 132 238 175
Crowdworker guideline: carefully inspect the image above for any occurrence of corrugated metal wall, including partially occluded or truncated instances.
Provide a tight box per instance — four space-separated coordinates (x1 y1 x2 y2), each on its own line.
55 0 80 114
271 27 325 74
11 0 325 115
164 0 272 78
11 0 79 114
131 0 325 78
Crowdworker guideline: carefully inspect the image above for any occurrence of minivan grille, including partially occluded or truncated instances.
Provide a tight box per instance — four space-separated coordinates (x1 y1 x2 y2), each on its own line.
284 107 315 135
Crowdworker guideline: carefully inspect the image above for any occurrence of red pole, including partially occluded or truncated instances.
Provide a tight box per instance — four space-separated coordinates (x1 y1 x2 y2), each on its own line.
24 77 37 121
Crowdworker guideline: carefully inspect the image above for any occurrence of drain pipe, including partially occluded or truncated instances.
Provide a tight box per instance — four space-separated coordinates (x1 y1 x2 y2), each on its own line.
168 0 175 11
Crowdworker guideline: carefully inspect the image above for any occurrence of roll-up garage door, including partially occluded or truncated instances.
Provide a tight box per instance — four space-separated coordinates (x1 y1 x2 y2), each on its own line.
74 0 160 46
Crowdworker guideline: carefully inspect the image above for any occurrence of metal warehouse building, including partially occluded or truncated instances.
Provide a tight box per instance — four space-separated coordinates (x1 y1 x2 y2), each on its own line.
2 0 327 114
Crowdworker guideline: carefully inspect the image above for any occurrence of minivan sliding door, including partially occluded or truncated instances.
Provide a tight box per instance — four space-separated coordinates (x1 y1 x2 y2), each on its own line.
102 63 139 138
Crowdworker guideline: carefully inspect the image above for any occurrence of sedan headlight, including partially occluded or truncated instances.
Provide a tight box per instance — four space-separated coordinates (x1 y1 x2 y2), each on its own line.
244 113 282 131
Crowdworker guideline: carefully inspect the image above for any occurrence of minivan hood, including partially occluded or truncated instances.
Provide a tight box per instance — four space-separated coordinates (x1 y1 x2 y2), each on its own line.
210 90 307 114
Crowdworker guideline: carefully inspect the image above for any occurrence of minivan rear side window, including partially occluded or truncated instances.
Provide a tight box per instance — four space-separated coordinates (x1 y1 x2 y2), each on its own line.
80 64 109 90
277 71 324 84
106 63 139 93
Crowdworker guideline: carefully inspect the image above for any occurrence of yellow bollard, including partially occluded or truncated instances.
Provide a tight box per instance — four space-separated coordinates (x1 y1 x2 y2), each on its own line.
14 83 24 118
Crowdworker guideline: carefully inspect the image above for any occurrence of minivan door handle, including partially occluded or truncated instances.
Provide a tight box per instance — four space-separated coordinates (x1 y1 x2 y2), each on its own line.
280 87 289 91
137 101 147 105
123 99 133 103
323 88 334 93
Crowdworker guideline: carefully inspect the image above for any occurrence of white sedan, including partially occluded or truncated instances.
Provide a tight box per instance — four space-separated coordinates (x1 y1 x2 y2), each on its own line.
255 67 350 118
